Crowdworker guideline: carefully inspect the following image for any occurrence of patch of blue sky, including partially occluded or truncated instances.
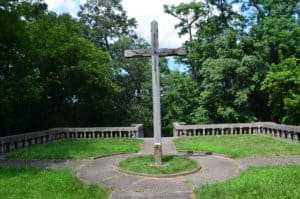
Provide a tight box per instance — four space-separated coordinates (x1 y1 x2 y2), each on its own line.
44 0 188 72
167 57 188 72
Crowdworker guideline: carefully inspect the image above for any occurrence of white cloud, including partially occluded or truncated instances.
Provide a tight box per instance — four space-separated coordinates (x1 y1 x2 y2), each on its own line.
123 0 191 47
231 3 241 12
45 0 191 47
45 0 80 17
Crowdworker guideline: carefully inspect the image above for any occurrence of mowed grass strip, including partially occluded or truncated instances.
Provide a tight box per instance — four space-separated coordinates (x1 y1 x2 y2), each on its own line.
119 155 198 174
0 167 111 199
195 165 300 199
174 135 300 158
6 138 143 159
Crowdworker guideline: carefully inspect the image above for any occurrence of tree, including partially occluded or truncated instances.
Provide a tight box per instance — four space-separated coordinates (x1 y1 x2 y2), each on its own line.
0 1 117 135
191 55 264 123
23 12 116 128
78 0 165 135
250 17 300 64
78 0 137 56
161 71 198 135
262 57 300 125
164 1 209 81
0 0 47 134
236 0 300 24
164 0 299 126
164 1 209 41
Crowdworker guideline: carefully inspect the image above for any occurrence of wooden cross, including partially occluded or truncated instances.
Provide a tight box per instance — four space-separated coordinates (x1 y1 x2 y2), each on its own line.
124 21 187 165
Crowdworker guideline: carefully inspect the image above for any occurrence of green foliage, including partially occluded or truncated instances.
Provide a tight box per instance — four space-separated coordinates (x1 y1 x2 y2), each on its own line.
6 138 143 159
251 17 300 64
78 0 156 134
165 0 299 126
195 166 300 199
262 57 300 124
174 135 300 158
119 155 198 174
0 167 111 199
161 71 199 134
0 1 120 135
237 0 299 23
1 0 300 136
190 31 266 123
111 38 153 131
78 0 137 54
164 1 209 40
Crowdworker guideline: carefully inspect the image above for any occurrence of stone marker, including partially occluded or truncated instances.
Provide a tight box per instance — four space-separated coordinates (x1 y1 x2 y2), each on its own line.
124 21 187 165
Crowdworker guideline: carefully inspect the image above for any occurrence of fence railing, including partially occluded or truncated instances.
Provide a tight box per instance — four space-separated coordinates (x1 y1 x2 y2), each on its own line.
0 124 144 154
173 122 300 142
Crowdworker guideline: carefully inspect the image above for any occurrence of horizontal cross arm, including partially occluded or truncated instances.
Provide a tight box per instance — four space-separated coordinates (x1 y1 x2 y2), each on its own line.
157 48 187 56
124 48 187 58
124 49 152 57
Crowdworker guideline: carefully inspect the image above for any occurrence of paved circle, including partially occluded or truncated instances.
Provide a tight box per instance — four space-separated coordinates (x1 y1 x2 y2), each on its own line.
78 138 241 199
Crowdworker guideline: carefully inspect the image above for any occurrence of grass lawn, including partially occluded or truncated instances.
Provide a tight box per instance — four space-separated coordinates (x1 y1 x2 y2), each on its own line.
195 165 300 199
119 155 198 174
6 138 143 159
0 167 111 199
174 135 300 158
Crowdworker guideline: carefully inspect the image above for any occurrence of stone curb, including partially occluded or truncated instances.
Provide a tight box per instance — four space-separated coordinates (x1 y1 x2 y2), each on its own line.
178 150 231 158
92 152 137 160
115 165 202 178
0 152 138 162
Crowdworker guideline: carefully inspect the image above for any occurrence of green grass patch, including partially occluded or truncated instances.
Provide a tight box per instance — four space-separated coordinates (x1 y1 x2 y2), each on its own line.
6 138 143 159
119 155 198 174
195 165 300 199
174 135 300 158
0 167 111 199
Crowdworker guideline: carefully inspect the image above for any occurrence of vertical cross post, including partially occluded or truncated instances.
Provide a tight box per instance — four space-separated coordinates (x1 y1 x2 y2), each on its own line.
124 20 187 165
151 21 162 165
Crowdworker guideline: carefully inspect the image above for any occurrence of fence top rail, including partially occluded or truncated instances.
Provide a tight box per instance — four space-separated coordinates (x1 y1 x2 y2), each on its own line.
174 122 259 129
52 127 138 132
0 124 143 143
0 130 52 143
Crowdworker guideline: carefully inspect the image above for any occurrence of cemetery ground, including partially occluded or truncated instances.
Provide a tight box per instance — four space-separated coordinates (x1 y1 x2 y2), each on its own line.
0 135 300 199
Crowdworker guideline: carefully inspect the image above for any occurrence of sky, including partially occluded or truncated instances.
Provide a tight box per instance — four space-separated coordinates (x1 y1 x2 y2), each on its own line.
44 0 192 71
44 0 191 47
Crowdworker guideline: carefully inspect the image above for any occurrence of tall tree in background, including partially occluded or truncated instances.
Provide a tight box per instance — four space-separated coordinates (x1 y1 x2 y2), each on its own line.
1 0 299 136
164 1 209 41
190 30 266 123
262 57 300 125
78 0 137 56
164 1 209 81
164 0 299 125
0 1 48 134
0 1 116 135
24 12 115 128
78 0 156 134
161 71 199 133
